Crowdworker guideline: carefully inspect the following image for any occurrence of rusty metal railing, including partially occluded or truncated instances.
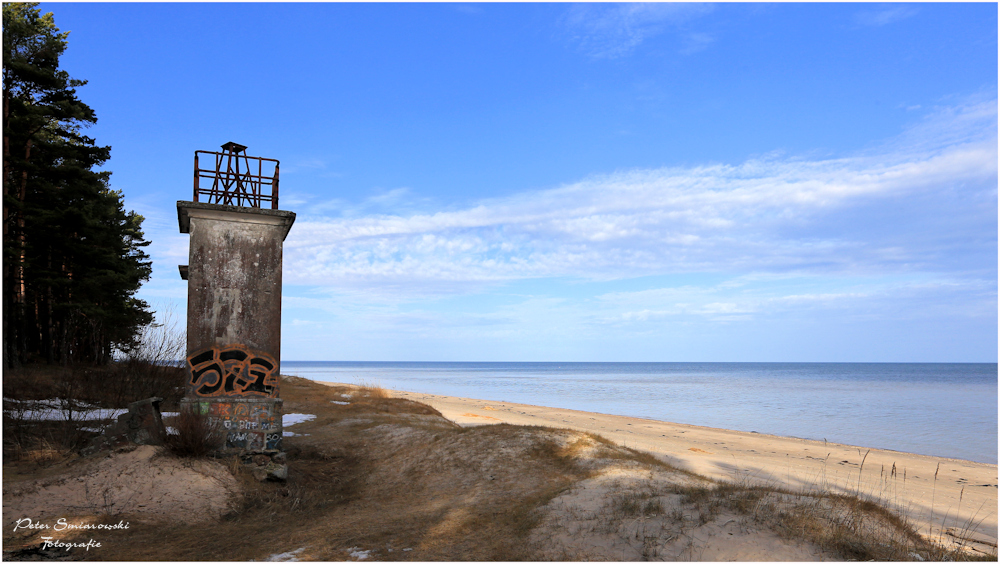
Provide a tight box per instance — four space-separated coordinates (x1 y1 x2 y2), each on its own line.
194 142 279 209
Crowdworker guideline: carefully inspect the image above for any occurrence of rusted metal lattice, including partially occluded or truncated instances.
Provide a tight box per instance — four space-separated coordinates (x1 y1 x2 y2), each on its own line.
194 142 280 209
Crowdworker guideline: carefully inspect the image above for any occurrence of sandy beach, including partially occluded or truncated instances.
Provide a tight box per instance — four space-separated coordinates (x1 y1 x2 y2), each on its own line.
387 387 998 553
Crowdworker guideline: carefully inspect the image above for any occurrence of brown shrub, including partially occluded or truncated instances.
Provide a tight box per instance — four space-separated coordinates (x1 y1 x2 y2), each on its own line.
165 408 224 457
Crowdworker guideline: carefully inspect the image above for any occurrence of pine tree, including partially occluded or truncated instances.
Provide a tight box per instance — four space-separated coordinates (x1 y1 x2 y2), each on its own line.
3 3 152 366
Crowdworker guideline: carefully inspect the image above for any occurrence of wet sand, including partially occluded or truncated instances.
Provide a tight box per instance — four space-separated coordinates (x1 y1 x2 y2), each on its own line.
384 387 998 553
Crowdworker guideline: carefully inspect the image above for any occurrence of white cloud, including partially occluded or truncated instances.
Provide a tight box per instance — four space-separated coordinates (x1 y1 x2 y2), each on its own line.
279 266 996 361
454 4 483 15
854 6 919 27
283 98 997 295
679 32 714 55
280 157 332 175
561 3 714 59
594 276 994 329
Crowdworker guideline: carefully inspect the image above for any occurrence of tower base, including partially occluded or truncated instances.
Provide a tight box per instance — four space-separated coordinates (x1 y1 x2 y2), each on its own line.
181 396 283 453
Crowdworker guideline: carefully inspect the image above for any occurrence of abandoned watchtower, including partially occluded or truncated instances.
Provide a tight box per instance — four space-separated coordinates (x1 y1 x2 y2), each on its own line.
178 142 295 453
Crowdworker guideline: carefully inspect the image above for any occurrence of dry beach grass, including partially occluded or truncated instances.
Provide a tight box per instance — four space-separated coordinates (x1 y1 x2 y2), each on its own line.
2 375 997 561
399 388 999 558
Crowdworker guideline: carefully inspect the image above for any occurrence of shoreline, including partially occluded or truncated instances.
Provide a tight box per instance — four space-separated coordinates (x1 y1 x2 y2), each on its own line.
315 380 999 551
285 361 998 465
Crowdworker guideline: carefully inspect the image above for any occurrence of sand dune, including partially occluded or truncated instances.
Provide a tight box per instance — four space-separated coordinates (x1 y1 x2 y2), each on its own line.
391 388 999 554
6 377 994 560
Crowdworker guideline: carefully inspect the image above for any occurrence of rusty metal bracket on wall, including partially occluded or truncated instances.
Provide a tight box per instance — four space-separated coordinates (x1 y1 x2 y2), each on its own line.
194 142 279 209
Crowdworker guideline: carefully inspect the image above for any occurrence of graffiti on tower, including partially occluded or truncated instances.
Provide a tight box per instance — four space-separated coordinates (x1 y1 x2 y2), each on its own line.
187 344 279 398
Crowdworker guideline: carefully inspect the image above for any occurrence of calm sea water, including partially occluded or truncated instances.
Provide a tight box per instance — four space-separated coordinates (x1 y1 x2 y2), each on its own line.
282 362 998 464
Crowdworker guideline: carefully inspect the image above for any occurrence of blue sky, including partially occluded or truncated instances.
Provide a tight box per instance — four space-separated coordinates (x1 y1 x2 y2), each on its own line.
41 2 997 362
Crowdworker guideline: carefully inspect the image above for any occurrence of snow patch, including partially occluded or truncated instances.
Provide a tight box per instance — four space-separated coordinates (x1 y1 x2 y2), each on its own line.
347 547 372 560
265 547 306 562
3 398 126 422
283 413 316 426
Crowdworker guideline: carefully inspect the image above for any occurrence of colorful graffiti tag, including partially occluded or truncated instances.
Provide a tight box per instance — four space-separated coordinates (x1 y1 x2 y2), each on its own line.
187 344 279 398
205 402 278 430
223 430 282 450
195 400 283 451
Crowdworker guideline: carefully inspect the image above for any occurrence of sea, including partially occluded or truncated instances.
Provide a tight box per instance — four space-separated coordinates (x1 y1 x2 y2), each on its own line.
281 362 998 465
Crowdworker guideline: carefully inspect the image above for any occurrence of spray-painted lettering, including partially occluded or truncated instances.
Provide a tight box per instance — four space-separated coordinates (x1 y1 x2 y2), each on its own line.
187 345 279 398
226 431 261 450
265 433 282 450
221 429 282 451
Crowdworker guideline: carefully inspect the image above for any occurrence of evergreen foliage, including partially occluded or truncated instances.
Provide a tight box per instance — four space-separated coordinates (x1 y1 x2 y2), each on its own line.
3 3 152 367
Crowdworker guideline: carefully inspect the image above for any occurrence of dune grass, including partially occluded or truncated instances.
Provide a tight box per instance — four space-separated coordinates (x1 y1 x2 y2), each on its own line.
355 378 389 399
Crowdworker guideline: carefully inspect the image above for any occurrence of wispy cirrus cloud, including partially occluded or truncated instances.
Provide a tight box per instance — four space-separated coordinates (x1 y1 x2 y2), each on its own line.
280 269 996 361
854 5 919 27
679 32 714 55
597 276 995 326
284 98 997 298
560 3 715 59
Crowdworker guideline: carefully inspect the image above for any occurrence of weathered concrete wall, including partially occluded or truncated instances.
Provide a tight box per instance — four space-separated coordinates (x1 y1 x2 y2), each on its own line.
177 201 294 452
184 397 283 451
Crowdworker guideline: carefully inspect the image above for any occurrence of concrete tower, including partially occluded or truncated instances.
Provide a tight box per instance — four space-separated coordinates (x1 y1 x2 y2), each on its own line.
178 142 294 454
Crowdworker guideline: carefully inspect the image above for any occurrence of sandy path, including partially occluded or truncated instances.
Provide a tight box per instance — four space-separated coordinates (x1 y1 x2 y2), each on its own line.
381 387 998 552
